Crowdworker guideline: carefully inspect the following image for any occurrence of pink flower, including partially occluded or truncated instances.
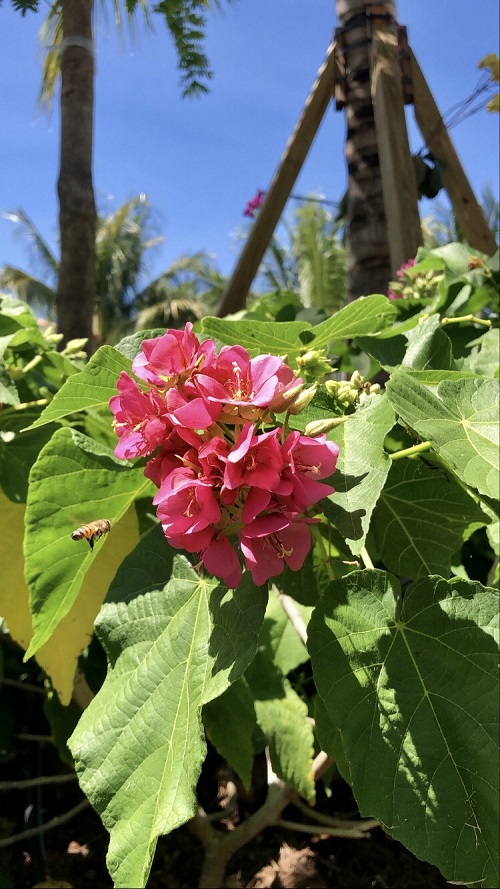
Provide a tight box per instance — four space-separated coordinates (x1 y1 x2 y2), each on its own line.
132 322 217 386
280 432 339 510
199 534 242 588
167 525 242 588
239 513 312 586
109 371 171 460
144 426 201 487
224 423 287 494
195 347 302 417
164 385 221 430
154 464 221 536
243 190 265 217
110 324 340 589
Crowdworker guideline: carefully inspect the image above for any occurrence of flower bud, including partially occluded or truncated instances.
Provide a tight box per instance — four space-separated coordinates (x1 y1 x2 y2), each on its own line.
304 417 347 436
296 349 333 379
288 383 318 415
274 382 304 411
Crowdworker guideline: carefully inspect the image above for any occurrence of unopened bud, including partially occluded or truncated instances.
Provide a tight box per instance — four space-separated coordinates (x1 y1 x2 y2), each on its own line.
274 382 304 411
288 383 318 415
64 337 88 354
304 416 347 437
296 348 332 378
350 370 363 389
324 379 340 396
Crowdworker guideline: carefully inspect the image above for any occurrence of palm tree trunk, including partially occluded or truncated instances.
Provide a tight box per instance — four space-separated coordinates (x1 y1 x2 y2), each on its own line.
56 0 96 353
336 0 394 299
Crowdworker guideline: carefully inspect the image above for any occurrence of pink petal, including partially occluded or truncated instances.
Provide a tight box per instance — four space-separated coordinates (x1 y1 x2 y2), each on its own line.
202 537 242 588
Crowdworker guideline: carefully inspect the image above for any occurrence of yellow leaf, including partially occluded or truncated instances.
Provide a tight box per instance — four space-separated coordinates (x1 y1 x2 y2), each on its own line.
0 492 140 705
36 506 140 704
0 493 33 649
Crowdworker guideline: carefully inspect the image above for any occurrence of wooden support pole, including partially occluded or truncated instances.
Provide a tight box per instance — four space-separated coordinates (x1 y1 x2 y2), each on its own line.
410 48 497 256
216 42 337 317
370 19 423 273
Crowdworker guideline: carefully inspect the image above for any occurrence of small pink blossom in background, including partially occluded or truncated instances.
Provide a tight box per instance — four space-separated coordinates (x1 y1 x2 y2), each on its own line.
387 288 401 301
387 258 417 299
396 258 416 278
243 189 266 217
110 324 339 588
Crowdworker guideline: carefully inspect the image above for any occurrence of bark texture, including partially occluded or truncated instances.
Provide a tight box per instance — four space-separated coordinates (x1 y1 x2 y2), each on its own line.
336 0 395 299
56 0 96 352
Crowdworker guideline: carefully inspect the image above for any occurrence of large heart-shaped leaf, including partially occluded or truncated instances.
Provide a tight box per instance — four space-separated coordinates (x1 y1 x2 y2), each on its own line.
309 570 499 888
386 371 499 499
69 561 267 888
321 395 395 555
372 459 488 579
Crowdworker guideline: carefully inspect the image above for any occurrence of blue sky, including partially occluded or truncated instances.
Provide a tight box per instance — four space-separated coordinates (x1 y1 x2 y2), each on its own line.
1 0 499 288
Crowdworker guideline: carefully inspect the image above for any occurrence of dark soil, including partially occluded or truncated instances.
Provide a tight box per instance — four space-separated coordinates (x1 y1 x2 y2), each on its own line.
0 644 457 889
1 769 457 889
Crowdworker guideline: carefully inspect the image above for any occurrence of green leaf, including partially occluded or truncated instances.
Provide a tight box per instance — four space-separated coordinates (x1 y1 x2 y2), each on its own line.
386 371 500 499
372 459 488 579
203 678 257 790
401 315 456 370
200 317 314 358
0 364 20 406
105 521 178 604
113 329 167 361
432 242 490 276
0 410 57 502
354 332 407 372
246 646 315 802
274 549 322 606
321 395 395 555
24 427 150 657
26 345 131 430
309 570 499 888
68 562 267 889
259 586 312 675
467 329 500 378
313 694 351 784
286 384 342 433
309 295 397 348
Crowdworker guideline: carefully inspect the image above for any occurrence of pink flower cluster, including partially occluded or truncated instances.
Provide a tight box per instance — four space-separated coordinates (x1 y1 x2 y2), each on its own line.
387 258 417 300
110 324 339 588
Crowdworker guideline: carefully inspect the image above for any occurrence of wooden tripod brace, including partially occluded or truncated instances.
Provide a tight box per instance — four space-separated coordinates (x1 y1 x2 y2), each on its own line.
216 22 496 318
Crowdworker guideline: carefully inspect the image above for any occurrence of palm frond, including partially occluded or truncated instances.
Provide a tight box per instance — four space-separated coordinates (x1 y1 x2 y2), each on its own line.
0 265 57 319
37 4 62 109
2 209 58 279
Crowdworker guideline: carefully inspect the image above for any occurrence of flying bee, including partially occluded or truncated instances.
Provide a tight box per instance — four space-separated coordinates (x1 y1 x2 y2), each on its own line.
71 519 111 551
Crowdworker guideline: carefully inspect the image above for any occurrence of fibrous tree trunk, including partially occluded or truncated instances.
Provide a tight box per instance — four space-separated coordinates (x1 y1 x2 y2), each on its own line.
56 0 96 353
336 0 395 299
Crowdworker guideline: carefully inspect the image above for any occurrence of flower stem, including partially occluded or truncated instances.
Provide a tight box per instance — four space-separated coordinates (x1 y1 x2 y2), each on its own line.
441 314 491 329
311 525 335 582
360 546 375 570
390 441 432 460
